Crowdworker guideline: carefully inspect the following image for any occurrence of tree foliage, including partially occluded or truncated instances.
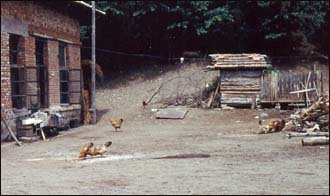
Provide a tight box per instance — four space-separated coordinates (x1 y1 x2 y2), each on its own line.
81 1 329 57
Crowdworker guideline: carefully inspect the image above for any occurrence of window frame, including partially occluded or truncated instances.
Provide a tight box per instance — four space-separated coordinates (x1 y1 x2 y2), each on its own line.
9 34 26 110
59 42 70 105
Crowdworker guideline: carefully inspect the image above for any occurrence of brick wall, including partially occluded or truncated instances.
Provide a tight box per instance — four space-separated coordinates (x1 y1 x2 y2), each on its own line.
1 32 12 112
67 44 81 69
1 1 80 44
1 1 82 140
46 40 61 106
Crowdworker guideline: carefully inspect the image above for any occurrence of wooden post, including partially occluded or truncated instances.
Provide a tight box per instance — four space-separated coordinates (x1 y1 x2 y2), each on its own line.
251 95 256 109
1 116 21 146
91 1 96 124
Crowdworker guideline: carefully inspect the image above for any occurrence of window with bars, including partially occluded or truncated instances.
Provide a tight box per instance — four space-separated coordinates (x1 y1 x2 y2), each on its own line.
35 38 48 108
59 42 69 104
9 34 26 110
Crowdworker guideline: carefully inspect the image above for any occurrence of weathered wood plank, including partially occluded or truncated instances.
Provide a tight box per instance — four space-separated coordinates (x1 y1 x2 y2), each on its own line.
302 137 329 146
220 81 259 86
220 91 259 94
220 87 261 91
260 70 322 103
155 107 188 119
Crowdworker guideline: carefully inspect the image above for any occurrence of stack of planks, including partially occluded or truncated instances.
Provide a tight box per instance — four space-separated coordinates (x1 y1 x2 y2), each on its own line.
207 53 272 69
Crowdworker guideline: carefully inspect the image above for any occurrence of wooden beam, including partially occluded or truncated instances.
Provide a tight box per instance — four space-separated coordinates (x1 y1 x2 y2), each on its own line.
220 91 259 94
287 132 329 139
302 137 329 146
289 88 316 94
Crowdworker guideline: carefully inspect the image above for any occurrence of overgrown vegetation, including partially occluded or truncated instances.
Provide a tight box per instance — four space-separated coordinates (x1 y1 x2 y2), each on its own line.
81 1 329 58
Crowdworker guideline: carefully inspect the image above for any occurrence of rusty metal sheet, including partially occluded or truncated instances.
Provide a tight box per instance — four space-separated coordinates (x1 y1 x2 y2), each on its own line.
155 107 188 119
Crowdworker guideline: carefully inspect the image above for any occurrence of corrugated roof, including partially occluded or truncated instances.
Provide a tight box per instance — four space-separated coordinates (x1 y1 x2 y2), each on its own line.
207 53 272 69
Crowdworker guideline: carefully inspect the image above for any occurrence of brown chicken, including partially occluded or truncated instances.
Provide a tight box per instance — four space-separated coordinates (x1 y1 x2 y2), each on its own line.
91 141 112 157
79 142 94 159
109 118 123 131
271 119 286 132
258 119 286 133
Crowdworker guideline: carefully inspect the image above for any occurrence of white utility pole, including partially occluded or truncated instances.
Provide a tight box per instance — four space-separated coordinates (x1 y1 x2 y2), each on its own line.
91 1 96 124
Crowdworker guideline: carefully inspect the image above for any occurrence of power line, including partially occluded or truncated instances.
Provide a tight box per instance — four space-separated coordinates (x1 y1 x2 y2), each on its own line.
82 46 208 60
82 46 165 59
84 46 327 61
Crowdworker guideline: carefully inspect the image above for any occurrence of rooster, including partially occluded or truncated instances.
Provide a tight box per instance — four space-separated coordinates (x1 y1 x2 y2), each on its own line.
91 141 112 157
109 118 123 131
79 142 94 159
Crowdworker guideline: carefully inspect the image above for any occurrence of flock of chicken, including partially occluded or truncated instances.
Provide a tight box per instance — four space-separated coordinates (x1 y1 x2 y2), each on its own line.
78 118 124 160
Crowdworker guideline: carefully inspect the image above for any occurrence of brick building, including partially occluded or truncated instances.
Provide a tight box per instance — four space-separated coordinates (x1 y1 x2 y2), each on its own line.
1 1 102 141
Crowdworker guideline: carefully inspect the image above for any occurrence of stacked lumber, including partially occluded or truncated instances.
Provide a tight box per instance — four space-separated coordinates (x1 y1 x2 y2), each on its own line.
207 53 272 69
283 95 329 146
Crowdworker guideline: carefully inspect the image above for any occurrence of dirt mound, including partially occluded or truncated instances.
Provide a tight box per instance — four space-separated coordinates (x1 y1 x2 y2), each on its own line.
95 60 218 124
95 58 329 125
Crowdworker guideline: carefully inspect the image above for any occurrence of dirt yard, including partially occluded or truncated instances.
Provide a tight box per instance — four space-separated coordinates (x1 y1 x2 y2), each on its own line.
1 61 329 195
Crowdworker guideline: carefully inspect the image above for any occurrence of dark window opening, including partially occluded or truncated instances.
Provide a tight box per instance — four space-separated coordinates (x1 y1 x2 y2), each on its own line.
36 39 45 65
9 34 19 65
10 67 25 110
59 42 69 104
9 34 25 110
60 69 69 104
35 38 48 108
38 66 48 108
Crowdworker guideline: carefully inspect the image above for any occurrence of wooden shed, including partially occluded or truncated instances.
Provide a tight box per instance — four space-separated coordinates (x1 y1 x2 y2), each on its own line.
207 53 272 108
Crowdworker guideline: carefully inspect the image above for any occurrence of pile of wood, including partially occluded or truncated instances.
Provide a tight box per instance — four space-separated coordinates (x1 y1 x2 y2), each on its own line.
283 95 329 146
81 60 104 124
207 53 272 69
206 81 221 108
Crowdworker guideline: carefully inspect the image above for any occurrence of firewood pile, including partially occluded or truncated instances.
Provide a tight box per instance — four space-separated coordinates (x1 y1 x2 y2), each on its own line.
258 95 329 146
283 95 329 146
283 96 329 133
